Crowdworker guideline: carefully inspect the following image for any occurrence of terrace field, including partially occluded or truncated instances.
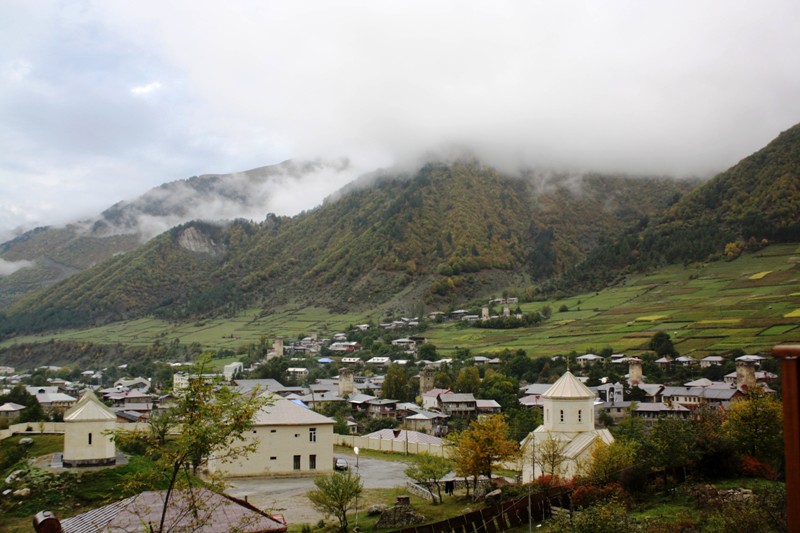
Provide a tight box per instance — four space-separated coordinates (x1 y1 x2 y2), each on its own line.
4 244 800 360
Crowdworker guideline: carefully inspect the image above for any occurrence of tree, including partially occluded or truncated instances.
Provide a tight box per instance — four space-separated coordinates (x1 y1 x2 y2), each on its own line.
0 384 45 423
381 364 408 400
307 470 363 533
644 417 699 474
649 332 677 358
405 452 452 503
477 371 519 411
454 366 481 394
587 439 639 485
113 357 270 533
611 404 646 444
723 389 784 466
532 434 568 478
447 415 519 489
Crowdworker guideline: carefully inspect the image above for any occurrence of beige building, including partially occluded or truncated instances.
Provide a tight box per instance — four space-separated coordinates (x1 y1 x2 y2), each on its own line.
63 390 117 467
521 371 613 482
208 395 335 477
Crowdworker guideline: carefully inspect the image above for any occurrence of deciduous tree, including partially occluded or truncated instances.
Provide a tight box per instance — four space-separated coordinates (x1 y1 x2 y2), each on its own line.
113 357 270 533
405 452 452 503
447 414 518 489
307 470 363 533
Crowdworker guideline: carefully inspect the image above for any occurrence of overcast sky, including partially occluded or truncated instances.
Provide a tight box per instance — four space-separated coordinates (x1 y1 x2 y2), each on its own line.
1 0 799 241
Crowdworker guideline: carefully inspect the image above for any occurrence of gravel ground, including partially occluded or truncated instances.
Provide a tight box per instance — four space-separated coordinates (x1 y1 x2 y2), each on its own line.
226 451 411 526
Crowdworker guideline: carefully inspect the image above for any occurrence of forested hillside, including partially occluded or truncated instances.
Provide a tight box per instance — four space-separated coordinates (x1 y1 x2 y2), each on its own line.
0 160 691 337
0 159 352 308
558 123 800 291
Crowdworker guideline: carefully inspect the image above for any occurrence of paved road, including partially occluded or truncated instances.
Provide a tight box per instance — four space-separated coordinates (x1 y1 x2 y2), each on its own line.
226 451 410 526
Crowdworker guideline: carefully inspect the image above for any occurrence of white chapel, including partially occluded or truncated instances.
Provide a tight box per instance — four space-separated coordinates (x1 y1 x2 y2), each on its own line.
63 389 117 467
521 371 613 482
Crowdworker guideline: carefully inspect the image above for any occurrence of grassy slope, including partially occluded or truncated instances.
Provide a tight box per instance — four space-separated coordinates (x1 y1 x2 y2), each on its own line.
2 243 800 360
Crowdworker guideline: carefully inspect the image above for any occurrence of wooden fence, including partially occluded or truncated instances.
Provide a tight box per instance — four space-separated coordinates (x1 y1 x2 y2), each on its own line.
391 488 570 533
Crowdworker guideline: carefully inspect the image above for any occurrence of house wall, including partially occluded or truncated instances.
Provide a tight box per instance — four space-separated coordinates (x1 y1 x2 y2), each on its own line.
334 434 450 457
210 423 334 477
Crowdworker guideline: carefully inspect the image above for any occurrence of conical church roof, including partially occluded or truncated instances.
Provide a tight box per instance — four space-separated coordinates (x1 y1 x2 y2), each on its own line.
64 389 116 421
541 371 595 399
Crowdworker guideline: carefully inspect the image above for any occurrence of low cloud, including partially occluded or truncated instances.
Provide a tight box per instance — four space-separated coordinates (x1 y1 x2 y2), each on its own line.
1 1 799 238
0 258 33 276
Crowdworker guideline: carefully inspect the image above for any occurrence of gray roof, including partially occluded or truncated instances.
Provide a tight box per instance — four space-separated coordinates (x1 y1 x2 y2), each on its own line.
363 428 443 445
59 489 286 533
439 393 476 403
253 395 334 426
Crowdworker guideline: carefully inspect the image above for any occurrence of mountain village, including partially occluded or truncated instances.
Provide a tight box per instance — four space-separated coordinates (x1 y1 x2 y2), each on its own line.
0 297 789 532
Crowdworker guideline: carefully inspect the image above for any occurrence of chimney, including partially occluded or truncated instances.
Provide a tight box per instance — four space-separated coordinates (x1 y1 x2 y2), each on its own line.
736 360 757 390
338 368 354 397
33 511 62 533
628 358 643 385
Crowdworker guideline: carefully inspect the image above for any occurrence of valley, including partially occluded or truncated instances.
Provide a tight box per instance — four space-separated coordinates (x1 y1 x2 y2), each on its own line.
3 243 799 365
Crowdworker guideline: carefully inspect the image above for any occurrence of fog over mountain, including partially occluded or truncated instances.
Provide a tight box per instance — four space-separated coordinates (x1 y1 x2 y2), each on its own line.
1 1 799 240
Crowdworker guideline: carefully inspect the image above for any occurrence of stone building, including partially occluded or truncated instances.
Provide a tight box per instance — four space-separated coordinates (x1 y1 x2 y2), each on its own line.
62 390 116 467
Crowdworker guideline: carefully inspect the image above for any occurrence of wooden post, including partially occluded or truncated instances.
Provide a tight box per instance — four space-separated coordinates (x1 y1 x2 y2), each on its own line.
772 345 800 533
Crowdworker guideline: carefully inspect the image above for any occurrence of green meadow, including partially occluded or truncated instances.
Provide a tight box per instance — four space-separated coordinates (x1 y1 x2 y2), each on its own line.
4 244 800 359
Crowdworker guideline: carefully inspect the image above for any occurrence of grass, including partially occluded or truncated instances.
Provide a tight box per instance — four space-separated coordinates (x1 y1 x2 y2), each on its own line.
0 454 164 533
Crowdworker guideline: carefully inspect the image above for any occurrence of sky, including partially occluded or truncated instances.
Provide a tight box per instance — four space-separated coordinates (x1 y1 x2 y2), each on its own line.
1 0 800 242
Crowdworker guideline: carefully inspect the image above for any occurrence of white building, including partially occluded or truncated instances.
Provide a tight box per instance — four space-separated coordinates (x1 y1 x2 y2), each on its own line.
521 371 613 482
63 390 116 467
208 396 335 477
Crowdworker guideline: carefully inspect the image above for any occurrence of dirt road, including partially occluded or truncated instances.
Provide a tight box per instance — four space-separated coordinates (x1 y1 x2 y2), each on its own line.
226 451 411 526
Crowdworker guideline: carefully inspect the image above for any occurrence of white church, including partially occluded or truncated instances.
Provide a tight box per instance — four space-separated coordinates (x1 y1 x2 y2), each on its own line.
521 371 613 482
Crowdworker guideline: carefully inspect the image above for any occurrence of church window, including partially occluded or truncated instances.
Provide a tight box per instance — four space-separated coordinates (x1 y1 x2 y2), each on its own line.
578 410 582 422
88 433 93 445
560 410 564 423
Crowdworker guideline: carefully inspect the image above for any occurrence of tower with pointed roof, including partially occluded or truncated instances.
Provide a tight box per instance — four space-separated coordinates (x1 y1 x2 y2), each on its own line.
521 371 613 482
63 390 117 466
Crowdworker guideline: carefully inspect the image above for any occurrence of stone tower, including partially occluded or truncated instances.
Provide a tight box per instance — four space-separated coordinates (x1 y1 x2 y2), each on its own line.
339 368 354 397
481 306 489 320
419 366 436 396
736 360 757 390
273 336 284 357
628 358 643 385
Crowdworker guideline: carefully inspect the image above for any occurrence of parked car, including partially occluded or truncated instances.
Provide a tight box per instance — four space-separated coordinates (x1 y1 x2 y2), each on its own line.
334 458 349 471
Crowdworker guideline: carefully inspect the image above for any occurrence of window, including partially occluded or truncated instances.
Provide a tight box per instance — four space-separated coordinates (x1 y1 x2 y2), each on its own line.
578 410 582 423
88 433 93 445
293 455 301 470
560 410 564 423
271 429 276 433
270 457 277 460
310 454 317 470
309 427 317 442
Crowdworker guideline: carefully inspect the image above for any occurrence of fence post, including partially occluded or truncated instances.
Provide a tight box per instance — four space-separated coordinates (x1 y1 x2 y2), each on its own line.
773 345 800 533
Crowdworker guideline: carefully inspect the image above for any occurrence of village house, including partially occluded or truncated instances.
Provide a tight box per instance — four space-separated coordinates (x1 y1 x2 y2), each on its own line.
438 392 477 417
25 386 76 416
421 388 452 410
366 398 398 419
208 395 335 477
0 402 26 422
